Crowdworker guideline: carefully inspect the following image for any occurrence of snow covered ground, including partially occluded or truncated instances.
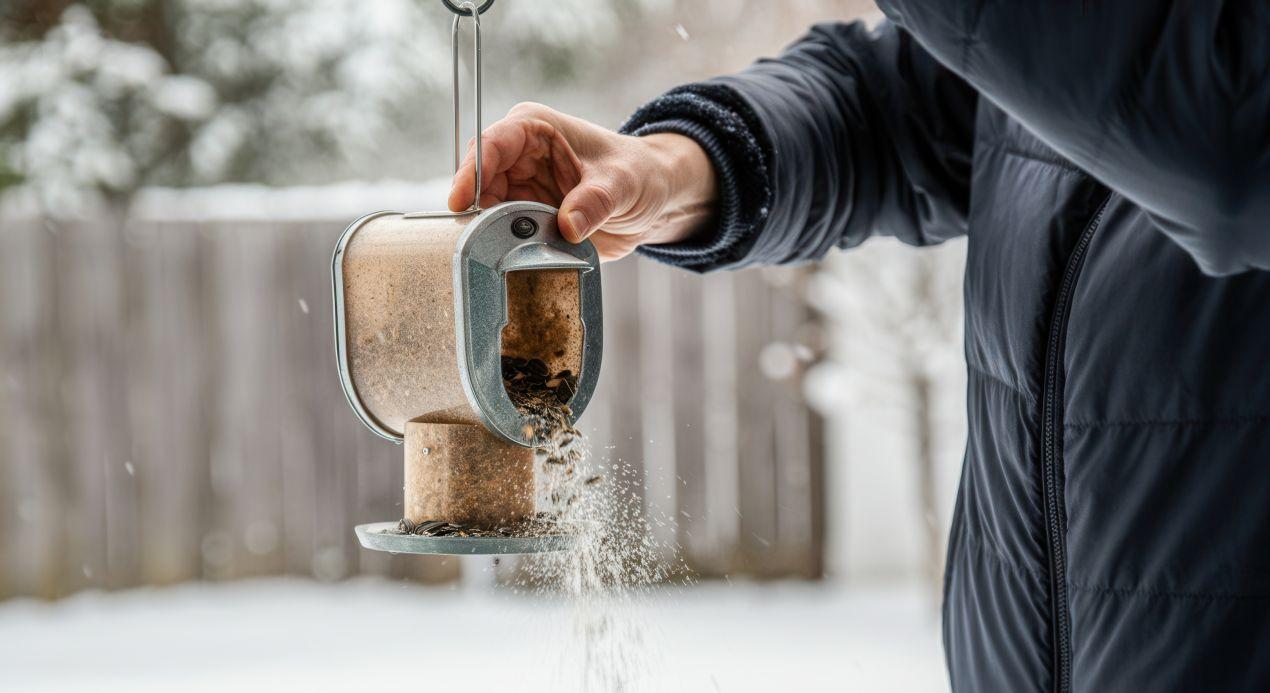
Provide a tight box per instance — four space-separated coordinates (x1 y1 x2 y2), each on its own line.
0 576 948 692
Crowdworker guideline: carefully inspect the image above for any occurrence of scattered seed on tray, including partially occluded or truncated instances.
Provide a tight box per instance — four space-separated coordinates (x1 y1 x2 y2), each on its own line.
389 512 563 538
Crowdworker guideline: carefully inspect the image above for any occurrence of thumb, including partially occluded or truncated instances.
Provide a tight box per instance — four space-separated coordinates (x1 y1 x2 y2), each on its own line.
558 172 628 243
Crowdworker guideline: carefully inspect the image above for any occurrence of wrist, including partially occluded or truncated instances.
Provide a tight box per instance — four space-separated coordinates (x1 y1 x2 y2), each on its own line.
641 132 718 245
645 133 716 210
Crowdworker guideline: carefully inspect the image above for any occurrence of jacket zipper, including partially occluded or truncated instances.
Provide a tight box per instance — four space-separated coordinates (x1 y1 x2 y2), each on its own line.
1042 192 1112 693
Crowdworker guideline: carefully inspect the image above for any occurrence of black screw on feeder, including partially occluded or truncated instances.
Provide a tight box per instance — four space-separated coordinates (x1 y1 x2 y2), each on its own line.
511 217 538 238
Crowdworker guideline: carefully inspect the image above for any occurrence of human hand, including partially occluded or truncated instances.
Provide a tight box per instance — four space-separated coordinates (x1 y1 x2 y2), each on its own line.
447 102 717 261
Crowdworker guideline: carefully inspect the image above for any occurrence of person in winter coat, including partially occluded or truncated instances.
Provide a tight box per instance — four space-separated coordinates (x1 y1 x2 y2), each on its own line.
447 4 1270 692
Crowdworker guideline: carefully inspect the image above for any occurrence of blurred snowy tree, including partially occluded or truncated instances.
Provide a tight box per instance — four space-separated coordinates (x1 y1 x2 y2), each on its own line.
0 5 213 206
0 0 659 208
806 239 966 591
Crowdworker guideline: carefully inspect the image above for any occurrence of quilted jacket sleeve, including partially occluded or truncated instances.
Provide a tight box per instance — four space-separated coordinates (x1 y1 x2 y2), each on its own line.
880 0 1270 276
621 20 978 272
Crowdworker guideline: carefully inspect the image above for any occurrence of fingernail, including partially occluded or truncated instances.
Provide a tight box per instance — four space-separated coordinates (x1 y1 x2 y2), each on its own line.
567 211 590 239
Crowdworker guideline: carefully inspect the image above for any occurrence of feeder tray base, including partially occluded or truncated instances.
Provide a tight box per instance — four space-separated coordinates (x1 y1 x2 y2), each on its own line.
355 522 572 555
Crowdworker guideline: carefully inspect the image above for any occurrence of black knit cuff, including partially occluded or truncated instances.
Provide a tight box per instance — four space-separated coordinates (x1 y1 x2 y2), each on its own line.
622 118 743 265
620 85 772 272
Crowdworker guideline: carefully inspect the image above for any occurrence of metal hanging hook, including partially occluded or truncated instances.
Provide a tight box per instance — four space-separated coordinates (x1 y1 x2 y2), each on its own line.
451 1 484 211
442 0 494 15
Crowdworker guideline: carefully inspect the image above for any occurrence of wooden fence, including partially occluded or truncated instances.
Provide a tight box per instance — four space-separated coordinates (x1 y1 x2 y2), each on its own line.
0 188 825 600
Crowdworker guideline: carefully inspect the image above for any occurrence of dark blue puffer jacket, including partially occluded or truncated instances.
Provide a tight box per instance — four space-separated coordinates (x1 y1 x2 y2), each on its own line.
623 4 1270 691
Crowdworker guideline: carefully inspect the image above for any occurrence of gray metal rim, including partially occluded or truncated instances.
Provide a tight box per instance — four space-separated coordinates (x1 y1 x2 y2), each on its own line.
453 200 603 447
331 210 407 444
355 522 572 555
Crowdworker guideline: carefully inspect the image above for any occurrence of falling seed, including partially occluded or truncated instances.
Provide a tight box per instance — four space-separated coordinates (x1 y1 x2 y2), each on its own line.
675 23 690 41
124 461 135 476
421 447 430 455
495 352 679 630
298 298 310 314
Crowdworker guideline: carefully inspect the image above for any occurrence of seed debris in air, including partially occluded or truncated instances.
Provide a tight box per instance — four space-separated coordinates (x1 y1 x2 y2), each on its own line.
387 352 690 689
506 354 689 690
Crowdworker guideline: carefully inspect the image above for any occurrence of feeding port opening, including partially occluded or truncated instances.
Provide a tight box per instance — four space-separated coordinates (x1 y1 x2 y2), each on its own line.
501 268 585 408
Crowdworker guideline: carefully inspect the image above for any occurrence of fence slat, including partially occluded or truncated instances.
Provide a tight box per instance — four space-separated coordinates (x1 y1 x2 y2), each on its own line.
637 259 679 559
733 271 780 575
701 271 742 574
670 268 709 572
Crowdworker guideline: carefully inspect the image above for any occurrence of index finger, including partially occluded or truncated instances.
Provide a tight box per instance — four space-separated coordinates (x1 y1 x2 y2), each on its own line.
447 118 534 212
